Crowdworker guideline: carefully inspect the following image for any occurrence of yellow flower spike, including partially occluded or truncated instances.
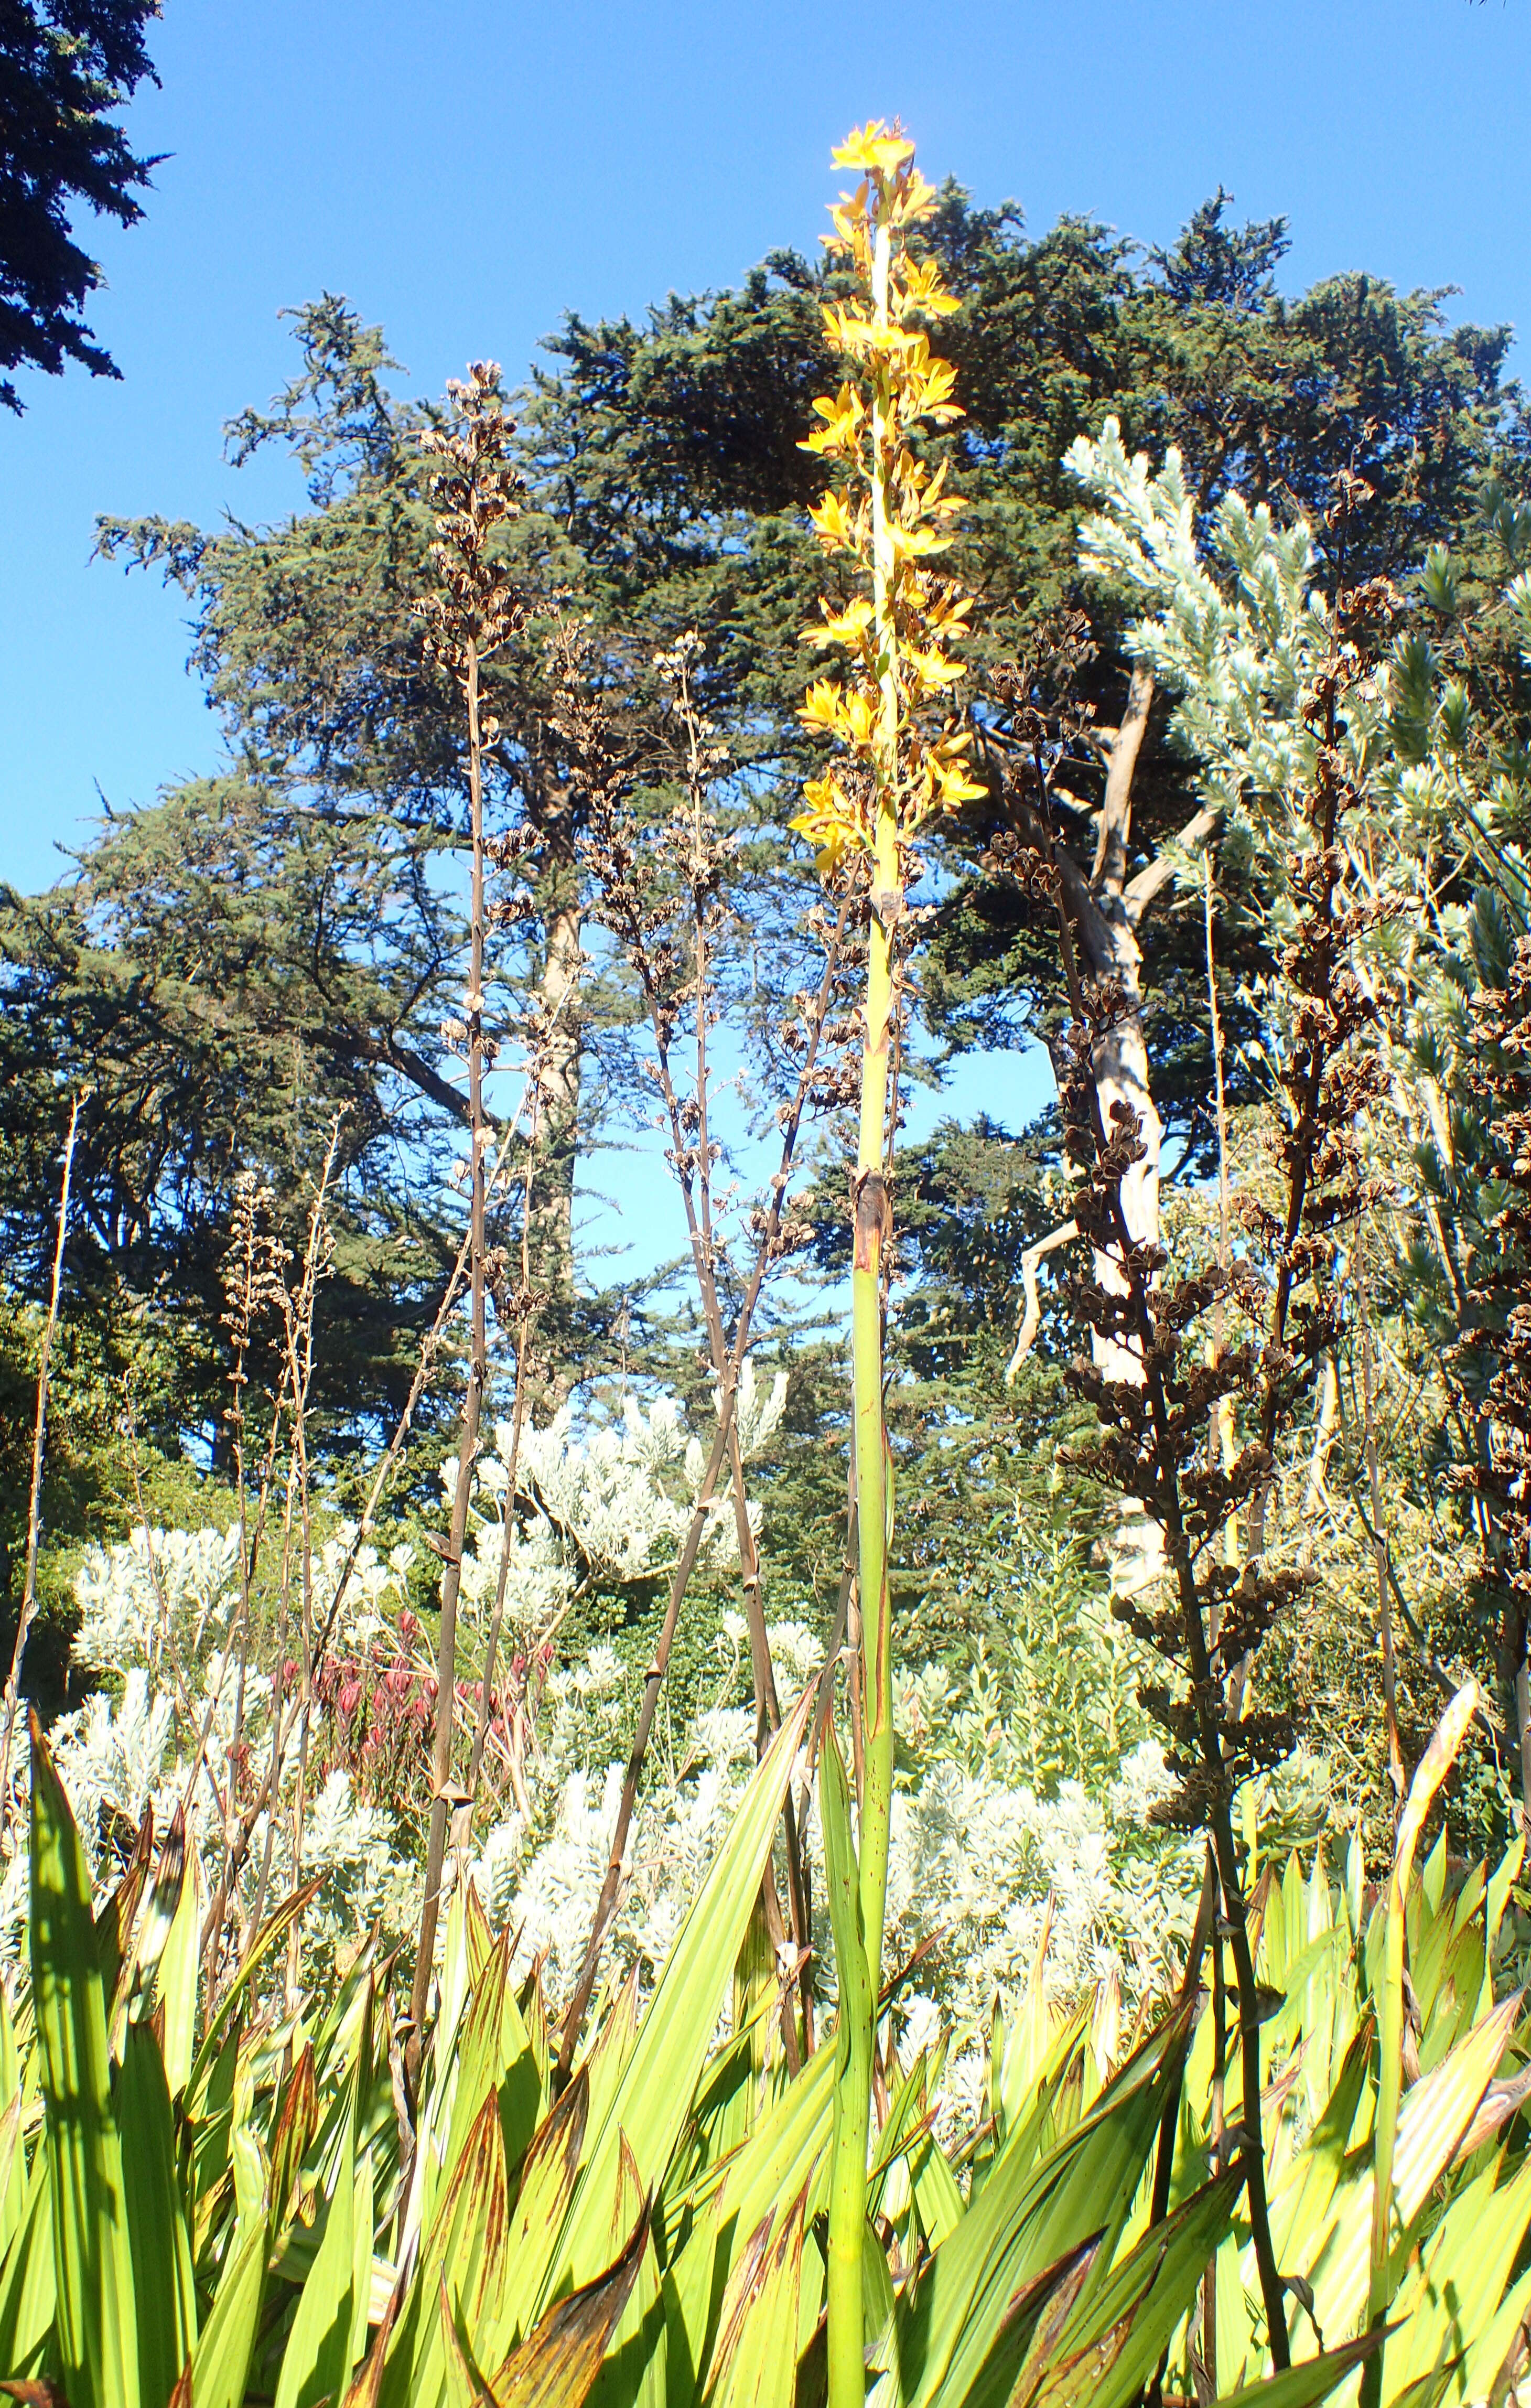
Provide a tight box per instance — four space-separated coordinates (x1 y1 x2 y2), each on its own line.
796 125 979 858
800 132 985 2408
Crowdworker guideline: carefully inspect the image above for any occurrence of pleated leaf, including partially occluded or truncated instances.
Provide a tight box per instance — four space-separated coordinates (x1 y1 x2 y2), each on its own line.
544 1684 815 2307
29 1714 140 2408
186 2214 267 2408
119 2020 197 2408
899 2000 1189 2408
702 2181 810 2408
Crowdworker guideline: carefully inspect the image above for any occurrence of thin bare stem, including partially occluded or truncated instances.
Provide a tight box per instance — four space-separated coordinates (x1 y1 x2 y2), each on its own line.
1204 850 1231 1269
275 1115 344 2007
410 626 491 2058
466 1074 545 1813
202 1067 544 1956
0 1094 84 1818
1360 1256 1405 1827
553 895 851 2077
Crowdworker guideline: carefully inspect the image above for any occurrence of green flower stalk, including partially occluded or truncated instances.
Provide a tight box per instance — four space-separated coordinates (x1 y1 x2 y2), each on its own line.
793 120 984 2408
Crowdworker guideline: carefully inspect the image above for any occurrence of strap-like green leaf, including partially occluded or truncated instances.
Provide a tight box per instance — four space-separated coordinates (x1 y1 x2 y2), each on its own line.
95 1810 154 2042
0 2148 56 2380
544 1684 816 2306
1268 2015 1373 2273
381 2087 513 2408
494 2069 590 2353
899 2001 1190 2408
820 1718 875 2405
1018 2170 1242 2408
29 1715 141 2408
492 2202 649 2408
1312 1993 1520 2342
154 1832 203 2099
704 2183 810 2408
274 1994 373 2408
186 2215 267 2408
120 2021 198 2408
432 1930 540 2224
0 2093 27 2263
978 2238 1100 2408
185 1876 322 2110
1209 2330 1382 2406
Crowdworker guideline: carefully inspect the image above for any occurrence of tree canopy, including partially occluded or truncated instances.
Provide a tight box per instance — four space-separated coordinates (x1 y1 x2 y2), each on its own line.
0 0 160 410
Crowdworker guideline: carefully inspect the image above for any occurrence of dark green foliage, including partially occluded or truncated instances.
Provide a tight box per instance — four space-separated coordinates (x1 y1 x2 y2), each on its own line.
0 1290 224 1718
0 0 160 409
757 1113 1106 1673
0 775 462 1455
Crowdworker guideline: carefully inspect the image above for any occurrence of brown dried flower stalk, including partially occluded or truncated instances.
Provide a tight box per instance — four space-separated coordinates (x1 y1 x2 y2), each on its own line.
1049 585 1394 2369
408 362 527 2065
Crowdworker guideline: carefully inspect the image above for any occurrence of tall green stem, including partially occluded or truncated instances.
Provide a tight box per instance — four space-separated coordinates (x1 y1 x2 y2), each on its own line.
827 209 901 2408
857 206 900 2009
806 126 980 2407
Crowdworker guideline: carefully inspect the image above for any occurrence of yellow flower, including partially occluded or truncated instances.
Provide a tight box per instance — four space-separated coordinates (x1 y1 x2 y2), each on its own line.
840 687 876 748
799 382 865 459
832 122 917 178
902 643 965 695
900 259 961 318
800 678 846 734
889 523 953 563
790 773 864 874
808 491 853 550
804 596 874 651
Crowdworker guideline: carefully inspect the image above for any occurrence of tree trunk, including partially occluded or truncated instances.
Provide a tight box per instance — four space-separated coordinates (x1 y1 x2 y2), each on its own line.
1089 910 1163 1270
535 891 582 1306
517 761 583 1406
1079 666 1165 1593
1086 664 1160 1244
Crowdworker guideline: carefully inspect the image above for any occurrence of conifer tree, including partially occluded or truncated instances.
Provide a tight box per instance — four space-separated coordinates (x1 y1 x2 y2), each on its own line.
0 0 160 409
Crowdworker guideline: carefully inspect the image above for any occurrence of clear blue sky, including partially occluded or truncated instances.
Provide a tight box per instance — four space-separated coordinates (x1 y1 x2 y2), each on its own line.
3 0 1529 900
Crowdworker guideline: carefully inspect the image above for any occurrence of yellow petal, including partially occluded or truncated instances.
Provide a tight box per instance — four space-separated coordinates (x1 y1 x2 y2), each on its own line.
832 122 917 178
